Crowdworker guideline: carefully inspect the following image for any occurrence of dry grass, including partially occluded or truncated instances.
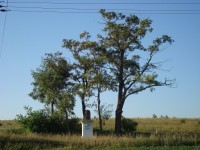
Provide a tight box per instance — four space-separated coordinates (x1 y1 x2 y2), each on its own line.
0 120 22 134
1 118 200 149
93 118 200 134
135 118 200 134
0 133 200 150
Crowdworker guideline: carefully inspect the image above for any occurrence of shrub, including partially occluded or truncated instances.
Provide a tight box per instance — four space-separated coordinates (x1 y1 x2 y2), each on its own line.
68 117 81 133
121 117 138 134
16 107 80 134
16 109 49 133
197 121 200 125
180 119 186 124
152 114 157 118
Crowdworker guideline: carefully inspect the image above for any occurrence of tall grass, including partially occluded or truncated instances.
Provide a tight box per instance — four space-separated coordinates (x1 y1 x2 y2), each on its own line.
0 133 200 150
92 118 200 134
1 118 200 149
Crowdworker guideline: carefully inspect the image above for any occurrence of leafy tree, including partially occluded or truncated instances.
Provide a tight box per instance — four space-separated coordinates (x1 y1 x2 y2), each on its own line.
92 65 113 132
63 10 175 135
56 92 76 132
29 52 74 118
92 101 113 132
98 9 175 135
63 31 112 118
152 114 157 118
62 46 93 118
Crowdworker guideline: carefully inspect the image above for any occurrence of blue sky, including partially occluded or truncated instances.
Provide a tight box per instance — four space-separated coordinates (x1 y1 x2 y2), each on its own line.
0 0 200 120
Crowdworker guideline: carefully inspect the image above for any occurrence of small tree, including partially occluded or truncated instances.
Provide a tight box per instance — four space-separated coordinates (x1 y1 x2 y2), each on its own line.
29 52 75 118
63 31 113 119
152 114 157 118
92 67 114 132
63 33 96 118
16 51 80 134
92 101 113 131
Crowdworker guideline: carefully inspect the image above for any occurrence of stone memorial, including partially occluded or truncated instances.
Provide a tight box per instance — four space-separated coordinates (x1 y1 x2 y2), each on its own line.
81 110 93 138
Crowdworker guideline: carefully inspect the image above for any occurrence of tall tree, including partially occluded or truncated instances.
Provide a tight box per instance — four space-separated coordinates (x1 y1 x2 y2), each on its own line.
98 9 175 135
63 31 113 122
90 44 113 132
29 52 74 116
63 32 98 118
92 69 113 132
63 9 174 135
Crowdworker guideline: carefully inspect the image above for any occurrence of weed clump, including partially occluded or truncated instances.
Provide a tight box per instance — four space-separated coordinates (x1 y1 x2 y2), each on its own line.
121 117 138 135
180 119 186 124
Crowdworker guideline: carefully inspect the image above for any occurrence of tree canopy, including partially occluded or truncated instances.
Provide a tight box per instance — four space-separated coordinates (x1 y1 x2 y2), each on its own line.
29 9 175 136
63 9 174 135
29 52 75 118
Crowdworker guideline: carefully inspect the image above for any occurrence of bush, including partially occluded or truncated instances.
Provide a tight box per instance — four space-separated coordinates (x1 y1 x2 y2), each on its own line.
68 117 81 133
121 117 138 134
180 119 186 124
152 114 157 118
198 121 200 125
16 107 81 134
16 109 49 133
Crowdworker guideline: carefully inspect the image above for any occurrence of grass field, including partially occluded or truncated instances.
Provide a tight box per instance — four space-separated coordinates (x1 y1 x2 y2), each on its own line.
0 118 200 150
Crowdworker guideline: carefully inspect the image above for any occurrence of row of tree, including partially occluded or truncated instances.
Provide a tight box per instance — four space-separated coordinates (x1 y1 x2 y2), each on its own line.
29 9 174 135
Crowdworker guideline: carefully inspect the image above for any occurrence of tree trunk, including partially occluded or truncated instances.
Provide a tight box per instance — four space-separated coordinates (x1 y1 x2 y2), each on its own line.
51 101 54 115
115 95 124 136
81 95 86 119
65 110 70 134
115 107 123 136
97 87 103 132
115 50 124 136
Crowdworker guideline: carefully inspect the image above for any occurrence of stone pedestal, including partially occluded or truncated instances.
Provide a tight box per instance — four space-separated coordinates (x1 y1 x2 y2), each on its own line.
81 120 93 138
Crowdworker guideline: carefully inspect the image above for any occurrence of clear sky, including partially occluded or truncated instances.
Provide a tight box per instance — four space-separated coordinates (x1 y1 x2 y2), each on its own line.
0 0 200 120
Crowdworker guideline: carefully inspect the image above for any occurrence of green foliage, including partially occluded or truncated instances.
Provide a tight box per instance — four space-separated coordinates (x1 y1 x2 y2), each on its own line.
181 119 186 124
92 102 113 120
16 107 49 133
152 114 157 118
198 121 200 125
98 9 174 134
121 117 138 134
29 52 74 116
68 117 81 133
27 9 175 135
16 107 81 134
160 115 169 119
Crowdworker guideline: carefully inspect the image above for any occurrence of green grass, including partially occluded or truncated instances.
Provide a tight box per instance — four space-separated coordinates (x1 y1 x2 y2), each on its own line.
1 118 200 150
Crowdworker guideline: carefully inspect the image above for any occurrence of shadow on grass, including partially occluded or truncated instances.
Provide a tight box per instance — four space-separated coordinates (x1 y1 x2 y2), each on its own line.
0 136 65 150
